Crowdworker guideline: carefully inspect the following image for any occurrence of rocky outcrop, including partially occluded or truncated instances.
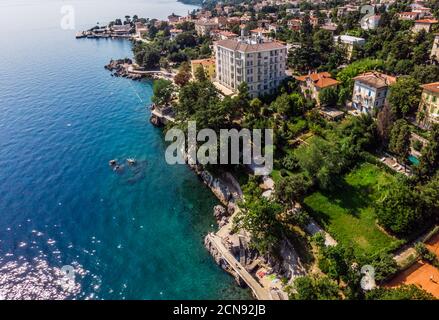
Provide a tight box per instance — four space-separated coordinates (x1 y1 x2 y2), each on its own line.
149 114 163 127
105 59 143 80
199 171 232 205
213 205 229 227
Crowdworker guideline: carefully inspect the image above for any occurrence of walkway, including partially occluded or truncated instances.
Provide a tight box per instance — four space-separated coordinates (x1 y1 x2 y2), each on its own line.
206 233 271 300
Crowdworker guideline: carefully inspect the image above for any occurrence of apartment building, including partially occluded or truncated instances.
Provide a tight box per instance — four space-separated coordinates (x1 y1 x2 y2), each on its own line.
351 72 397 115
417 82 439 129
361 15 381 30
431 34 439 61
195 20 219 36
413 19 438 33
214 37 287 97
334 35 366 60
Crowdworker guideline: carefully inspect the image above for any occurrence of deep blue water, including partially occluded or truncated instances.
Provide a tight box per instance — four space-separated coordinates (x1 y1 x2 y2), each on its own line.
0 0 251 299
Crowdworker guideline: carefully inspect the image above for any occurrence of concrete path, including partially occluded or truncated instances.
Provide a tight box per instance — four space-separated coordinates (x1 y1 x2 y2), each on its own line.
207 233 271 300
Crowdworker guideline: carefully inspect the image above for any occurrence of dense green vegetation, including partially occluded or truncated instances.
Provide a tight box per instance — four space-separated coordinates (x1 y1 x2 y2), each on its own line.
148 0 439 300
304 163 401 257
132 19 212 70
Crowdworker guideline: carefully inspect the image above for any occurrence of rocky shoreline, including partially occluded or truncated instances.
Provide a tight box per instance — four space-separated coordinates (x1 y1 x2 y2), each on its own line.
105 59 143 80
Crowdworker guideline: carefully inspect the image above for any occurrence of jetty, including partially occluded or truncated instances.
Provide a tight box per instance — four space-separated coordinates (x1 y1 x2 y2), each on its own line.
205 233 271 300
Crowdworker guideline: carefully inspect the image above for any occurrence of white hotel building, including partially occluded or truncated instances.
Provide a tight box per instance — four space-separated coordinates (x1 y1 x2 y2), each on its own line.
214 37 287 97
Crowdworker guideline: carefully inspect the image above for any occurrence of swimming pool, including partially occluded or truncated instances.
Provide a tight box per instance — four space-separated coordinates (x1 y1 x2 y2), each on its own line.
408 155 420 166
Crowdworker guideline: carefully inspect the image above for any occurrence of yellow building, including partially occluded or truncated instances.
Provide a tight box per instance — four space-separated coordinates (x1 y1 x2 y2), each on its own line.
417 82 439 129
191 58 216 80
431 34 439 61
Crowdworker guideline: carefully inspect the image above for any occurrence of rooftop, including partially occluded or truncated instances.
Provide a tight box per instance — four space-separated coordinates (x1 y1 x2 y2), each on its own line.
353 72 397 88
421 82 439 94
415 19 438 24
215 38 286 53
334 35 366 44
296 72 340 89
250 28 270 34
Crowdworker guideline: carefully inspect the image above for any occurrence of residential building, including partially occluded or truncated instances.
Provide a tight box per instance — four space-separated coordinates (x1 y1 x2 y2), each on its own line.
287 19 302 31
417 82 439 129
431 34 439 61
321 23 338 34
191 58 216 80
111 24 132 36
397 12 419 21
168 13 181 24
195 20 219 36
412 5 432 18
210 30 238 41
413 19 438 33
361 15 381 30
334 35 366 60
250 28 271 39
134 23 148 39
351 72 397 114
212 16 228 28
170 28 183 40
214 37 287 97
295 72 340 106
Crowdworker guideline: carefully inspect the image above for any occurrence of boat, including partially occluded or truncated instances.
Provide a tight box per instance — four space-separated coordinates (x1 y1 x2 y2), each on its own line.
75 32 86 39
127 158 136 165
109 159 117 166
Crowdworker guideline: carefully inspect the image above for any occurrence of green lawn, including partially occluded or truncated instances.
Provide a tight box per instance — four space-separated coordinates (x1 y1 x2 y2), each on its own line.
304 163 403 257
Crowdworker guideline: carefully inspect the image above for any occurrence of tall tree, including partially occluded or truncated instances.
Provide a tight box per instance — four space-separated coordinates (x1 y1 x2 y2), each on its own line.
416 124 439 181
376 103 396 147
388 76 421 118
389 119 411 165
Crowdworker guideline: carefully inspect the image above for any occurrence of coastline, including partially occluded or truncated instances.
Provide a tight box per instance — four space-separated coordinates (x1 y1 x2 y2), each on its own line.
77 7 288 299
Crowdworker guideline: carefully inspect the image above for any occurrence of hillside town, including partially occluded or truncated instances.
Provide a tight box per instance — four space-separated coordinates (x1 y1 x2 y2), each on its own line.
79 0 439 300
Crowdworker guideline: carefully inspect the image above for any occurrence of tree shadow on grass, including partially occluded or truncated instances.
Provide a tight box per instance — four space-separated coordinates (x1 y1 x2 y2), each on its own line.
304 176 374 227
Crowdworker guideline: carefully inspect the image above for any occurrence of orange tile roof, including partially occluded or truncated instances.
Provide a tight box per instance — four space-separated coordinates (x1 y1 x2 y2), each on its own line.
399 12 419 16
250 28 270 34
415 19 438 24
421 82 439 94
295 72 340 89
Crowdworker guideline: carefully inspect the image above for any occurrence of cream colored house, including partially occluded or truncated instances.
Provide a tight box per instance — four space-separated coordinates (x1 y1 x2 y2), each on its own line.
431 34 439 61
417 82 439 129
413 19 438 33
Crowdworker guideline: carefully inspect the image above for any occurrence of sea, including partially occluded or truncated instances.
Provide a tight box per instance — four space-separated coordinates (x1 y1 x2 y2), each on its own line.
0 0 251 299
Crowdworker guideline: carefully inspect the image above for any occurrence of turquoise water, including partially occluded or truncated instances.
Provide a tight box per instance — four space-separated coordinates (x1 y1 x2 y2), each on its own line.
408 155 420 166
0 0 251 299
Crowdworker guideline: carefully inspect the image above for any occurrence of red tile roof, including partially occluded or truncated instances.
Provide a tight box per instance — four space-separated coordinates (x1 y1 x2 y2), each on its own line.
421 82 439 94
295 72 340 89
415 19 438 24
